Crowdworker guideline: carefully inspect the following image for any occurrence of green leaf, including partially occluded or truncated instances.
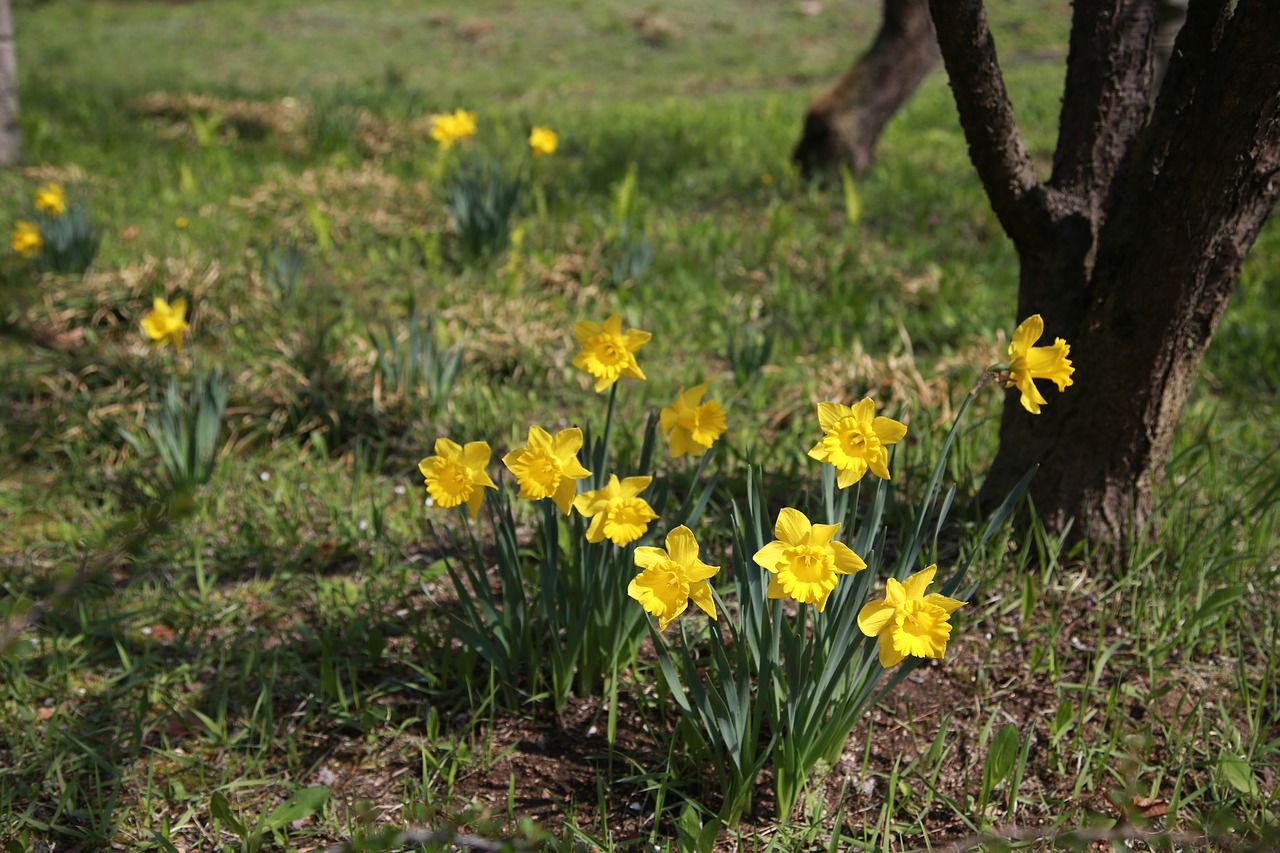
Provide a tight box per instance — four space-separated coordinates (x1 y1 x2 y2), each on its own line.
1217 750 1260 796
210 791 246 837
1187 586 1245 634
261 786 331 831
1051 699 1075 738
148 831 183 853
697 818 721 853
983 723 1021 791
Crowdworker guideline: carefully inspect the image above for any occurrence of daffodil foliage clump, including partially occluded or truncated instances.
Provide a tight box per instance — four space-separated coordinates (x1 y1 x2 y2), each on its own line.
9 181 101 274
421 310 1066 825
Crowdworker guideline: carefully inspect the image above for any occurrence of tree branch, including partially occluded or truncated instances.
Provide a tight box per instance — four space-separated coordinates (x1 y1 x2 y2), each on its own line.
1101 0 1280 292
926 0 1045 248
1050 0 1158 212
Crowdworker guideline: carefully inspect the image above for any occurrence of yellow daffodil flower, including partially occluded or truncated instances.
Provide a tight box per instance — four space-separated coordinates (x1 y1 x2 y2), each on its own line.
141 297 191 352
857 564 966 668
659 382 727 458
573 474 657 546
11 220 41 256
629 525 719 630
808 398 906 488
419 438 497 520
1006 314 1075 414
753 507 866 612
529 125 558 157
502 425 591 514
34 182 67 217
571 314 650 392
429 109 478 148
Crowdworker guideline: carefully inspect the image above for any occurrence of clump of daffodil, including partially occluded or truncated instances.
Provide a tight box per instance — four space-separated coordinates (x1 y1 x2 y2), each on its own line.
628 525 718 630
429 108 478 148
11 220 41 256
808 398 906 487
141 297 191 352
419 438 497 520
571 314 650 393
857 564 966 667
529 125 558 157
659 382 727 458
754 507 866 612
34 182 67 217
1006 314 1075 414
573 474 658 546
502 425 591 514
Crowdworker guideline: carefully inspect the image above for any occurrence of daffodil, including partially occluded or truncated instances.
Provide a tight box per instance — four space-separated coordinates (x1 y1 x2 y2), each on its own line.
11 220 41 256
1006 314 1075 414
419 438 497 520
753 507 866 612
808 398 906 487
573 474 657 546
502 425 591 514
629 525 718 630
34 182 67 217
429 109 478 148
659 382 726 458
571 314 650 393
529 125 558 157
857 565 966 667
141 297 190 352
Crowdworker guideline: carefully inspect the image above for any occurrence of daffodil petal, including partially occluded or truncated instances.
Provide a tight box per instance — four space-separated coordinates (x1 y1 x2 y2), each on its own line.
867 451 892 481
878 632 906 667
872 417 907 444
689 581 716 620
774 507 811 545
1010 314 1044 356
858 599 895 637
831 541 866 574
850 397 877 421
924 592 967 614
902 565 938 600
807 522 841 545
666 526 698 566
753 541 786 571
817 401 850 432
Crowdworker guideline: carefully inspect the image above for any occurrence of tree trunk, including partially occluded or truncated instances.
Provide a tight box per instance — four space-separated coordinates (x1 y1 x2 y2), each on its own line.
0 0 18 167
792 0 938 179
926 0 1280 542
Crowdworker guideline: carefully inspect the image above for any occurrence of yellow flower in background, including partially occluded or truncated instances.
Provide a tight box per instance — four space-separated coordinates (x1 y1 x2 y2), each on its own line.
808 398 906 488
571 314 650 392
659 382 726 458
11 220 41 256
503 425 592 514
629 525 719 630
857 564 966 668
429 108 478 148
419 438 497 520
176 216 189 228
1007 314 1075 414
573 474 658 546
753 507 865 612
141 297 190 352
529 125 559 157
34 182 67 216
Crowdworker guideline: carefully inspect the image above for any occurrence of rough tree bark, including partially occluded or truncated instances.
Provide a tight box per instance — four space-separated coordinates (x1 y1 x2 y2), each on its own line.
0 0 18 167
792 0 937 179
927 0 1280 541
796 0 1187 179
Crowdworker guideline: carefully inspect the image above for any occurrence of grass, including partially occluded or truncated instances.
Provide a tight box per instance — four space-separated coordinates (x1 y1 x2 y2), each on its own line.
3 0 1280 850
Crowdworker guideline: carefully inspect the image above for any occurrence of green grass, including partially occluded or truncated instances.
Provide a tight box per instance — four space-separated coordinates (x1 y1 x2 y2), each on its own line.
2 0 1279 850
